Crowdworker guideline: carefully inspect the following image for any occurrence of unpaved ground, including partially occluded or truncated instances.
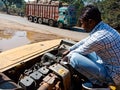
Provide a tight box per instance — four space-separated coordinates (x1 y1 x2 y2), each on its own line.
0 18 64 43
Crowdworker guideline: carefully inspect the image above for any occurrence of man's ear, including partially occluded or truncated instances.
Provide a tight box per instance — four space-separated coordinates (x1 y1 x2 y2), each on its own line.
89 19 96 26
88 19 94 23
88 19 96 30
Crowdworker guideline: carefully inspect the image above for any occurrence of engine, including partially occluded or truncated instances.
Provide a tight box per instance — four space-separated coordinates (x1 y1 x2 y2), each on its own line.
18 57 71 90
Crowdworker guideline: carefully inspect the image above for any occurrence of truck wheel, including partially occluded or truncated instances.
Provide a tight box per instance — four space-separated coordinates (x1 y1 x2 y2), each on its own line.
49 20 54 26
38 18 43 24
58 22 63 28
28 16 33 22
34 17 38 23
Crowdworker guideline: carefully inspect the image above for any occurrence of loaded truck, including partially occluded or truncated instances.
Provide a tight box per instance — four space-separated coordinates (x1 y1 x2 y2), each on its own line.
25 1 77 28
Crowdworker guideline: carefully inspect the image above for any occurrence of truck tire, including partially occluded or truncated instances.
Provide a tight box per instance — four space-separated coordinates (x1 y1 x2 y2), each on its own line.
38 18 43 24
28 16 33 22
58 22 63 28
34 17 38 23
48 20 54 26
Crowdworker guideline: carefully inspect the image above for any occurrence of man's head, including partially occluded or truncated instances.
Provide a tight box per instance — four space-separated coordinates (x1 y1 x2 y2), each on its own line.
80 5 102 32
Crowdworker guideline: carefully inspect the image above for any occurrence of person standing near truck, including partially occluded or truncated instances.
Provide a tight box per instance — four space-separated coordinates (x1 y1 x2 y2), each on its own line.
62 5 120 89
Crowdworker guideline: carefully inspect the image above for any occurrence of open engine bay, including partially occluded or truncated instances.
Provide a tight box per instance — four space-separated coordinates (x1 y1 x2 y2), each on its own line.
0 40 87 90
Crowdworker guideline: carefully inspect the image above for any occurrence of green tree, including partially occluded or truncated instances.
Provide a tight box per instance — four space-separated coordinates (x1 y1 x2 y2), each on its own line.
97 0 120 31
1 0 25 14
1 0 9 13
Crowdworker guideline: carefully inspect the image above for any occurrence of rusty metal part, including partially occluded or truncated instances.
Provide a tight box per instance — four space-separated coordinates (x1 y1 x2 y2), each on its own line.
49 63 71 90
38 73 61 90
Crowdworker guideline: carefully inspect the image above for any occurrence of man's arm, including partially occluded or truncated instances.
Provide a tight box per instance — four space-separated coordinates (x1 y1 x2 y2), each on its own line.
69 35 104 55
69 36 90 51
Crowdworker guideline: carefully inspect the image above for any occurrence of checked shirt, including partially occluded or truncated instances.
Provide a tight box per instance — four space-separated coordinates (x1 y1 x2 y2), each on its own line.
69 21 120 85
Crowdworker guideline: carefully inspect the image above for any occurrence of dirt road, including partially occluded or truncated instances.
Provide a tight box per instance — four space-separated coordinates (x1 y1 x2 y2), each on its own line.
0 13 89 41
0 14 63 43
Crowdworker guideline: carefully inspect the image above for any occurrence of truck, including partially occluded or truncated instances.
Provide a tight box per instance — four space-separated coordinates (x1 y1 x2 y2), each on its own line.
0 39 114 90
25 1 77 28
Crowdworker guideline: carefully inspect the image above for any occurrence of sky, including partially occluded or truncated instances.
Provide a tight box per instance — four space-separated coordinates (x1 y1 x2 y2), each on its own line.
24 0 35 2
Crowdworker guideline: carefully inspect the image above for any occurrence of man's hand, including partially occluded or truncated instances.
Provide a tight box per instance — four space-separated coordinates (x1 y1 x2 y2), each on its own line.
60 50 70 64
62 56 69 62
62 50 70 58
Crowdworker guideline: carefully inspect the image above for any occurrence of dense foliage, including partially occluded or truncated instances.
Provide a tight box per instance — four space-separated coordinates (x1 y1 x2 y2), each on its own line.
97 0 120 31
0 0 25 15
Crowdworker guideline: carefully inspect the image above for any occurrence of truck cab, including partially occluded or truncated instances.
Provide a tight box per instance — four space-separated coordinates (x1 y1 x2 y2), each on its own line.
58 5 77 28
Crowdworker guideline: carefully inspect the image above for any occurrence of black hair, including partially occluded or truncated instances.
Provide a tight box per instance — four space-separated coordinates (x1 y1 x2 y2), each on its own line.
80 5 102 23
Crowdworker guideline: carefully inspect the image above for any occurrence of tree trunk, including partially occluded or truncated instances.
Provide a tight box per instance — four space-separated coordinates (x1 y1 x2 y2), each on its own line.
1 0 9 14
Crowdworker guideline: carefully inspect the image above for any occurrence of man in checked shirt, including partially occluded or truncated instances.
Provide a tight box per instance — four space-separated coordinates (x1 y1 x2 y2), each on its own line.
62 5 120 90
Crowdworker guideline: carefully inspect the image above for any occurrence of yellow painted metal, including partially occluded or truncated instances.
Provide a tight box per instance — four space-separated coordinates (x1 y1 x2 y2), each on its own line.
0 39 62 72
109 85 116 90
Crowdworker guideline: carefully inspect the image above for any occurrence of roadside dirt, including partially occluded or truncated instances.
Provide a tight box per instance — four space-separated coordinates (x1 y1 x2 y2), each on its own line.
0 18 64 43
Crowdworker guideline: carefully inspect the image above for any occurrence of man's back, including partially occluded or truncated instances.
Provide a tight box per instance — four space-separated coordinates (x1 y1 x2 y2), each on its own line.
92 22 120 85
